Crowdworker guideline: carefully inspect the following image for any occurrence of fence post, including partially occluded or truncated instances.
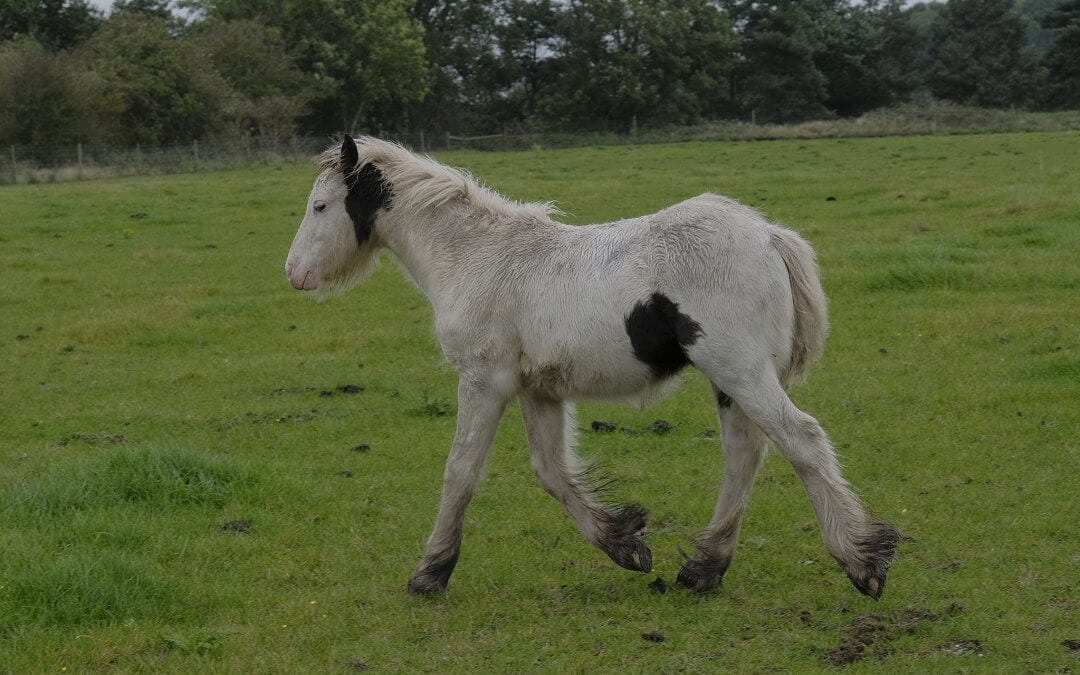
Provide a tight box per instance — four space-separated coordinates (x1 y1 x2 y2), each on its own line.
445 132 451 150
419 130 425 153
77 142 83 180
9 146 15 184
193 140 200 172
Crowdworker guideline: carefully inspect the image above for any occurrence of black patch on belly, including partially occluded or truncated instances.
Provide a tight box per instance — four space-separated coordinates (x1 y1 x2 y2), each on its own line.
345 163 393 246
624 293 704 378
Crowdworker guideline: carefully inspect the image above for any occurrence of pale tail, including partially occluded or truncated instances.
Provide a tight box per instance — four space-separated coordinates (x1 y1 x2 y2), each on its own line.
769 227 829 384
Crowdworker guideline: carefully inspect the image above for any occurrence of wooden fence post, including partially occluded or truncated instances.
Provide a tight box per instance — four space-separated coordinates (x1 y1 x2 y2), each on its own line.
77 142 83 180
9 146 15 184
193 140 200 171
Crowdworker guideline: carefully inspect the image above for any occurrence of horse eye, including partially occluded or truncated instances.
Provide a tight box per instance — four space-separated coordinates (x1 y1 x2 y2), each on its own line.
314 203 327 213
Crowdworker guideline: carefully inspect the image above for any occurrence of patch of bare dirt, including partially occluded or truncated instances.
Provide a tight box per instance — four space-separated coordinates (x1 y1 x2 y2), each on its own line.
823 607 938 666
58 432 126 446
216 519 253 534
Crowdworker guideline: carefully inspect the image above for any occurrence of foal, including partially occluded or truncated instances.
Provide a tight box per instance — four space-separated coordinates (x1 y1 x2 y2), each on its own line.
285 135 900 598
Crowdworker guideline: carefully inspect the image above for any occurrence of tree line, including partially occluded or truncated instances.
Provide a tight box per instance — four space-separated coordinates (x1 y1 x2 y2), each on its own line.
1 0 1078 149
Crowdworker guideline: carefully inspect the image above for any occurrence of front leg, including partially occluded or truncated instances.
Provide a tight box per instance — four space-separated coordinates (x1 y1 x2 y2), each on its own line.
520 392 652 573
408 373 512 595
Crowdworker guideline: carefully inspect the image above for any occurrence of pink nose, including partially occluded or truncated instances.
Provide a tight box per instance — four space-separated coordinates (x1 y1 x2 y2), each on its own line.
285 260 317 291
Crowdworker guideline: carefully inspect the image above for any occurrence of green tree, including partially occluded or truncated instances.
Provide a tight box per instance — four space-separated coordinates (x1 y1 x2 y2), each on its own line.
188 0 428 134
0 0 101 50
408 0 503 133
194 19 313 140
0 39 111 146
927 0 1035 108
544 0 736 131
735 0 830 123
812 0 922 117
83 13 237 144
1041 0 1080 108
112 0 187 34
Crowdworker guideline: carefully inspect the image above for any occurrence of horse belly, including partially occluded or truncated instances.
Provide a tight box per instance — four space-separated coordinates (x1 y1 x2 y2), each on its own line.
518 327 670 402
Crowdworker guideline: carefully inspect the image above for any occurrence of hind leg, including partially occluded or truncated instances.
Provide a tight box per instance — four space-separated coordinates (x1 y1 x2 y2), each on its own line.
520 392 651 573
677 389 768 592
738 372 898 598
694 355 899 599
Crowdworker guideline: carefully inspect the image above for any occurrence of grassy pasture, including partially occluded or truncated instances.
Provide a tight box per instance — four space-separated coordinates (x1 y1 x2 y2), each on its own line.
1 132 1077 672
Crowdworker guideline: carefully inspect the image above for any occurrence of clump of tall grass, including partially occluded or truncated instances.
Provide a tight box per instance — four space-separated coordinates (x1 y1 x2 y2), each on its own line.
2 446 255 520
0 551 183 631
0 447 255 633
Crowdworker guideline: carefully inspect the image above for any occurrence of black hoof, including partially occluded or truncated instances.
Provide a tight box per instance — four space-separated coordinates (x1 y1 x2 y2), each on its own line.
844 522 902 600
676 555 730 593
597 503 653 573
407 550 459 595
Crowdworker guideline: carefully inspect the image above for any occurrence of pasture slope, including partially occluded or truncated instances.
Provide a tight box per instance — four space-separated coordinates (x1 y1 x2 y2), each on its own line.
1 132 1077 672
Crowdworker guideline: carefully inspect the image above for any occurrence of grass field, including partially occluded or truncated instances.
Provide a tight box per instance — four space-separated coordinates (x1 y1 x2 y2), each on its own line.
1 131 1077 672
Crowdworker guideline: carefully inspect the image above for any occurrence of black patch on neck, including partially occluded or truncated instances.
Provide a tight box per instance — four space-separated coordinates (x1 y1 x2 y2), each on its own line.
624 293 704 378
344 163 393 246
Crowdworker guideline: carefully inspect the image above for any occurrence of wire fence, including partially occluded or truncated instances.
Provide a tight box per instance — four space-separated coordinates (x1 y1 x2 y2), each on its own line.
0 132 526 185
1 136 332 186
4 106 1080 186
0 130 627 185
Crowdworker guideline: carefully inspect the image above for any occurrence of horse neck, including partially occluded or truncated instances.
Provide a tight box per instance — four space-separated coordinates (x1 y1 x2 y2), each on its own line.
378 201 487 303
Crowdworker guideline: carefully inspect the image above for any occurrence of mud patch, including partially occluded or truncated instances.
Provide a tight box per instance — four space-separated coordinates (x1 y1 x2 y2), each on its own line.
266 386 317 396
824 607 937 666
647 419 674 434
216 519 253 534
642 630 665 643
647 577 670 594
591 420 617 432
58 432 127 446
216 409 324 430
943 639 984 656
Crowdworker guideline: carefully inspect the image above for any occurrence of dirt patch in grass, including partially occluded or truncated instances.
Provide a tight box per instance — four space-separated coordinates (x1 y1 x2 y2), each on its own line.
823 607 937 666
57 431 127 446
942 639 985 656
216 409 325 430
216 519 253 534
642 630 665 643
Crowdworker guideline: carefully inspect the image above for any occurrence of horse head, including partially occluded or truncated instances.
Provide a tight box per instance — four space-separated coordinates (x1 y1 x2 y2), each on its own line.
285 134 392 296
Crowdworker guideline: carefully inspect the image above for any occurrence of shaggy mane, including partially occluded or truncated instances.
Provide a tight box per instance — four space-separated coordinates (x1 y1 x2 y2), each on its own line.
316 137 558 220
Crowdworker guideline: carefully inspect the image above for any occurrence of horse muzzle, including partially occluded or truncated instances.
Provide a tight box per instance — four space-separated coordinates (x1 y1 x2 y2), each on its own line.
285 260 319 291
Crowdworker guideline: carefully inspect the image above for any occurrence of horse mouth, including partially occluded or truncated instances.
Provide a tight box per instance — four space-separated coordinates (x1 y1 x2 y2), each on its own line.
287 267 319 291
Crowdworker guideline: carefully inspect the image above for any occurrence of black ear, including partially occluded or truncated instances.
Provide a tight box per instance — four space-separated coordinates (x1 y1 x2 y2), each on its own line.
340 133 358 174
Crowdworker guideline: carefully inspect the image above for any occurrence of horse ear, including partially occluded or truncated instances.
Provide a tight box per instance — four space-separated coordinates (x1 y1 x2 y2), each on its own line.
340 134 358 174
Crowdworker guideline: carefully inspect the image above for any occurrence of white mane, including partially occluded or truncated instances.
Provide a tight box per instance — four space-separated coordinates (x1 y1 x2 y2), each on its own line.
317 137 558 220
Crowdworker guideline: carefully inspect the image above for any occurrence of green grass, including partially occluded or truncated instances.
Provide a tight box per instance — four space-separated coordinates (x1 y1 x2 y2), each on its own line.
1 132 1077 672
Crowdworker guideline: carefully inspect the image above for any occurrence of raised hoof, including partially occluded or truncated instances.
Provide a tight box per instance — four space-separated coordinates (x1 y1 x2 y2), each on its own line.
603 537 653 573
597 503 653 573
676 555 729 593
407 551 459 596
843 521 902 600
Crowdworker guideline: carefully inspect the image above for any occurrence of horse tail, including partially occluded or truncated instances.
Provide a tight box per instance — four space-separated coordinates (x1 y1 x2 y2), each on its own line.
769 226 829 385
